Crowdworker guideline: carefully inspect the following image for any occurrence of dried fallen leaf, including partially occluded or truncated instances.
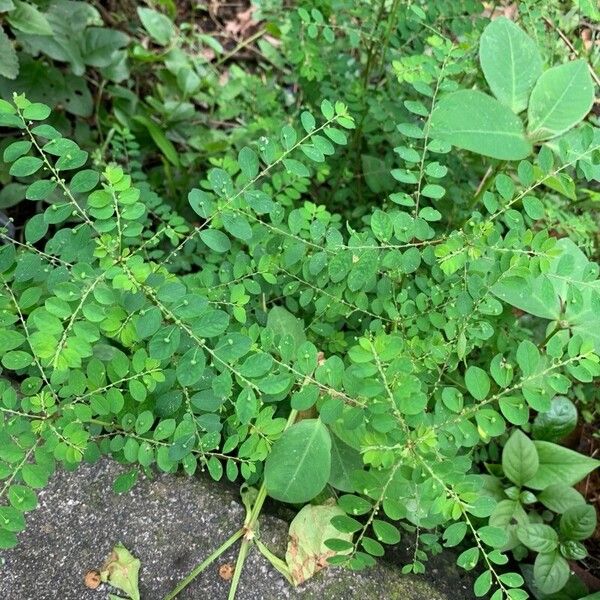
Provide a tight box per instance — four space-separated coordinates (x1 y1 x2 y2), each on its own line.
482 2 518 19
84 569 101 590
285 504 352 586
100 543 141 600
224 7 257 37
218 562 235 581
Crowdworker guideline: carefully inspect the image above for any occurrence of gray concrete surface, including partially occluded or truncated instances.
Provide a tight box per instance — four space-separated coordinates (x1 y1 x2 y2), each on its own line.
0 459 475 599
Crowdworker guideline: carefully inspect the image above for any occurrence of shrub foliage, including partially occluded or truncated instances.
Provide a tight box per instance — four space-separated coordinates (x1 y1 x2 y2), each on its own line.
0 3 599 599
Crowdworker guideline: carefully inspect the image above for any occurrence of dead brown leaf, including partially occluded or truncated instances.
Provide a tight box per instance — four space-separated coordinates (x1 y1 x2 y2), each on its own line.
218 562 235 581
482 2 518 20
84 570 101 590
224 7 256 38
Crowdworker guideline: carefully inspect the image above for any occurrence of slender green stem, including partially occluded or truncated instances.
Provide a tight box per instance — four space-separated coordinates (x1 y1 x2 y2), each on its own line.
227 534 252 600
163 528 244 600
255 539 293 584
227 408 299 599
216 29 266 66
470 161 506 210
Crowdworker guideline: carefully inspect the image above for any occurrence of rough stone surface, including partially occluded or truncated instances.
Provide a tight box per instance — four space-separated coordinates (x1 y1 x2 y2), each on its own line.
0 459 475 600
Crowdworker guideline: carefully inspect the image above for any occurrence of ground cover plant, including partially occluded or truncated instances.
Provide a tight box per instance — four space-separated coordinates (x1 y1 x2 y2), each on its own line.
0 1 600 599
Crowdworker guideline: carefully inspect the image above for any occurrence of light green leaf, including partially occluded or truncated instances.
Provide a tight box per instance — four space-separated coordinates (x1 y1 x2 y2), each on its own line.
533 551 570 595
479 17 542 113
6 0 53 36
525 440 600 489
176 348 205 387
328 434 362 492
238 146 259 179
113 470 138 494
135 411 154 435
100 543 141 600
9 156 43 178
516 524 558 553
0 26 18 79
492 238 600 351
266 306 306 353
137 7 174 46
265 419 332 503
560 504 597 541
132 115 179 167
199 229 231 253
502 429 539 486
465 366 490 401
430 90 531 160
538 484 585 514
527 60 595 141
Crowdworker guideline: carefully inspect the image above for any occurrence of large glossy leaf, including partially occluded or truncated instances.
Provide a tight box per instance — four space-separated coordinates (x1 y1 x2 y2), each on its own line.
479 17 542 113
525 441 600 490
532 396 577 442
264 419 331 503
533 551 570 595
527 60 595 141
430 90 531 160
328 433 363 492
492 238 600 351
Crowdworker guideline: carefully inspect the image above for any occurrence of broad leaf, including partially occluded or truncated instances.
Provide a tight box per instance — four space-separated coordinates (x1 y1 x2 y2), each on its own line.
264 419 331 503
0 26 18 80
6 1 53 36
328 434 363 492
527 60 595 141
266 306 306 353
538 484 585 514
14 1 102 76
533 551 570 595
525 440 600 489
137 7 174 46
502 429 539 486
430 90 531 160
479 17 542 113
516 524 558 553
560 504 597 541
285 503 352 585
492 238 600 351
532 396 577 442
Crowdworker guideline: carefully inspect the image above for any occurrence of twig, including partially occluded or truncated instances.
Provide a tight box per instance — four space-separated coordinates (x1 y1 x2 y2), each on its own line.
543 16 600 88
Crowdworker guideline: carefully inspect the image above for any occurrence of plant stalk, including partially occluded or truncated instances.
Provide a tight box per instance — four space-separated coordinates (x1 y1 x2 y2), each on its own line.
227 408 298 599
163 528 244 600
470 161 506 210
